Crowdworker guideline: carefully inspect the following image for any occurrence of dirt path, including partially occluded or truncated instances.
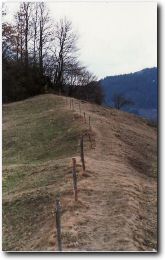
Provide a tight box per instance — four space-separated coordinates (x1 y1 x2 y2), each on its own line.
59 98 157 251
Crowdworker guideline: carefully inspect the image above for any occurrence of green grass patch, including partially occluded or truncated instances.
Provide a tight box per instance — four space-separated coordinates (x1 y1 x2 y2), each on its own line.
2 162 69 194
3 95 84 165
2 191 54 251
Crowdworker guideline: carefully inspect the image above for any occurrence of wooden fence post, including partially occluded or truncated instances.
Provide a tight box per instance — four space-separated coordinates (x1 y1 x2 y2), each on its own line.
72 99 74 111
79 102 81 114
72 157 78 201
55 195 62 251
84 112 86 123
80 135 85 173
89 116 91 130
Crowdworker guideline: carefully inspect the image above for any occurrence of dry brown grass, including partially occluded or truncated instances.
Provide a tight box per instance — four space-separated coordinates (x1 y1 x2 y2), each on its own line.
2 94 157 251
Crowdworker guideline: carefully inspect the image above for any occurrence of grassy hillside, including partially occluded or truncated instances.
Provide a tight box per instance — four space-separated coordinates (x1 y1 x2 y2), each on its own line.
2 94 157 251
2 94 90 251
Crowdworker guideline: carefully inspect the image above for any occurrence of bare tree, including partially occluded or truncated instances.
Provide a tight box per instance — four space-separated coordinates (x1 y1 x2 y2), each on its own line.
30 2 39 65
3 2 102 103
14 2 33 67
78 68 97 86
14 10 24 62
2 22 14 59
112 93 134 110
53 18 78 91
38 2 52 77
23 2 31 70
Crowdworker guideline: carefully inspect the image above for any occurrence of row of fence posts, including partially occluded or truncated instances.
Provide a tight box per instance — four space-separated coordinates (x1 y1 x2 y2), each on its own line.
67 97 92 130
55 144 86 251
55 159 84 251
55 96 91 251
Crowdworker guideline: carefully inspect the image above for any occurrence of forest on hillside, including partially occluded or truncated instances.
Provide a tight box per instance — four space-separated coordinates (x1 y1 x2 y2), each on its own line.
100 67 157 121
2 2 103 104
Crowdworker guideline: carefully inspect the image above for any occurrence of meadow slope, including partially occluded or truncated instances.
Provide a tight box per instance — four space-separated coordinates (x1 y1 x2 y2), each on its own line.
2 94 157 251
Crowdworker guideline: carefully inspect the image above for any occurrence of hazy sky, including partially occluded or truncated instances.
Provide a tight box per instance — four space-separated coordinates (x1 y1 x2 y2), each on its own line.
4 1 157 79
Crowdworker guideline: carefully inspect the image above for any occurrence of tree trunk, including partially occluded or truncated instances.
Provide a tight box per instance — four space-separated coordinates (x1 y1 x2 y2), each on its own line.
39 20 43 77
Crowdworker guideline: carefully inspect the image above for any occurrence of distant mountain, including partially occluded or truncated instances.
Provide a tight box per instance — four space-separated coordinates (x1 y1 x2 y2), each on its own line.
100 67 158 121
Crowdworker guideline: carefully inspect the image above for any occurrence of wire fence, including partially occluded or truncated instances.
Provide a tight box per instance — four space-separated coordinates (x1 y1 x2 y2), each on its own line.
54 95 98 251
